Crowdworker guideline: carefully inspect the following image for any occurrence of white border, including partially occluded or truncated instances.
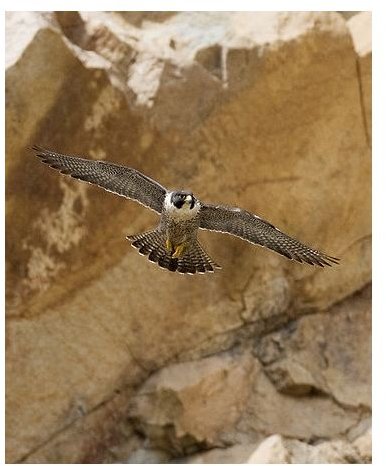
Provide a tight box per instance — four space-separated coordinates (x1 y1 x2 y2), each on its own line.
2 3 382 465
372 7 384 466
1 9 5 466
0 0 376 12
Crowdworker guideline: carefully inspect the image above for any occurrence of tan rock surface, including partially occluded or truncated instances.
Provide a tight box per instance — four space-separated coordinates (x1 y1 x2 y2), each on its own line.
246 435 362 464
129 288 369 456
247 435 290 463
183 432 370 464
186 443 257 464
129 351 257 453
231 358 360 443
348 11 372 144
6 11 371 463
255 284 371 407
352 427 372 462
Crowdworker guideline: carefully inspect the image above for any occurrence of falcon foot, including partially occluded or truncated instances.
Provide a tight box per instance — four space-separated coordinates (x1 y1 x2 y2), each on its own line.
172 243 187 259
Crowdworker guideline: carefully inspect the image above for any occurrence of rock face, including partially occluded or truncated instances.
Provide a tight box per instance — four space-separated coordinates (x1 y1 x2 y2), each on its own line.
5 11 371 463
129 351 257 453
245 434 363 464
129 286 370 462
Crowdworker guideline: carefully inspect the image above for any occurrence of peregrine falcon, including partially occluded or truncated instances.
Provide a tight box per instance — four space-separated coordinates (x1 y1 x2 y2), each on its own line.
32 146 339 274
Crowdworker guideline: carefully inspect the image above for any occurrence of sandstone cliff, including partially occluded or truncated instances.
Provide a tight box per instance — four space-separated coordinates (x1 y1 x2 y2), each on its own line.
5 11 371 463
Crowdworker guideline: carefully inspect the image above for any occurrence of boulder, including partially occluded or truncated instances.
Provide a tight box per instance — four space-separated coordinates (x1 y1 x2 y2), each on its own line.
129 286 370 451
183 433 369 464
186 444 257 464
246 435 362 464
255 284 371 407
352 427 372 463
129 351 256 453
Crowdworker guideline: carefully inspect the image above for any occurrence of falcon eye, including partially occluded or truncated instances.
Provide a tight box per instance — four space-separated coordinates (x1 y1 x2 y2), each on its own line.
174 199 184 209
171 192 186 209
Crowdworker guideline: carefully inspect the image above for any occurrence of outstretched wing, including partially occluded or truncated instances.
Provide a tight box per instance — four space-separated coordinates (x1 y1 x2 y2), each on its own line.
199 204 339 267
32 146 167 213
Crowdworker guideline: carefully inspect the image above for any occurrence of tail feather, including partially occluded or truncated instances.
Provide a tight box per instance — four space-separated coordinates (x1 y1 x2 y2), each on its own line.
177 241 220 274
126 230 220 275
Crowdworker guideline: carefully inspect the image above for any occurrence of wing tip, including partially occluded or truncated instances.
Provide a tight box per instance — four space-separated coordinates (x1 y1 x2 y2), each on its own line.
308 254 341 268
30 145 40 155
320 254 341 267
286 250 340 268
30 145 51 161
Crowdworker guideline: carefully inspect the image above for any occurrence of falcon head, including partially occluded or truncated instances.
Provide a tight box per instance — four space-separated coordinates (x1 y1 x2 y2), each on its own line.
170 191 196 210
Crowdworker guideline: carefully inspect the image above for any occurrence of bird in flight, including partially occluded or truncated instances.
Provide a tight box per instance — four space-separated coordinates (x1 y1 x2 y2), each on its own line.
32 146 339 274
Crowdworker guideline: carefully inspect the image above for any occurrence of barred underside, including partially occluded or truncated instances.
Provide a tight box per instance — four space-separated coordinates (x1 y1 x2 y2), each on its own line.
126 230 220 274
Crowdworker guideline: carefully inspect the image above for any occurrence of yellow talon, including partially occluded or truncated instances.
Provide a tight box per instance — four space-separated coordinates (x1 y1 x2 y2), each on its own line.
172 243 186 258
165 239 173 252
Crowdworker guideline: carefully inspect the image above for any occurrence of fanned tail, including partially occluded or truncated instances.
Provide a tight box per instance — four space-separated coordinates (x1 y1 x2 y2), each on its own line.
177 240 221 274
126 230 220 274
